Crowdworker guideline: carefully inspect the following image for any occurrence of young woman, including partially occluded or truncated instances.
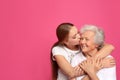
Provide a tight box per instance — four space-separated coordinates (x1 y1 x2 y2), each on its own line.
50 23 115 80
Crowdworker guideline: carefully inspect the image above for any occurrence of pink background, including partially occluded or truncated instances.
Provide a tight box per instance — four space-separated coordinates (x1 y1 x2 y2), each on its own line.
0 0 120 80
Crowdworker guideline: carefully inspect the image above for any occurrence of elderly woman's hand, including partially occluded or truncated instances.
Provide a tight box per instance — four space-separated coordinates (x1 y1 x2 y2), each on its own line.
80 58 103 74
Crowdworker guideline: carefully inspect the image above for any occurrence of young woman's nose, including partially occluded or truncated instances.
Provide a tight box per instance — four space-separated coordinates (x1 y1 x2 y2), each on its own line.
76 34 80 39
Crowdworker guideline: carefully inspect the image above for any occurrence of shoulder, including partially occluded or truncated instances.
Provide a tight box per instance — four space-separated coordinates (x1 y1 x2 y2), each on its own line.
52 46 65 53
52 45 64 50
52 45 66 56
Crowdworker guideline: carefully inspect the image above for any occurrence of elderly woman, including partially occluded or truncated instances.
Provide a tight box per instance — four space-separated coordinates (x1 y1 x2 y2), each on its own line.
71 25 116 80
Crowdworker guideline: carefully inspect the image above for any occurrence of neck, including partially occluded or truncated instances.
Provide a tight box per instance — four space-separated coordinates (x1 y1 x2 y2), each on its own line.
84 49 98 58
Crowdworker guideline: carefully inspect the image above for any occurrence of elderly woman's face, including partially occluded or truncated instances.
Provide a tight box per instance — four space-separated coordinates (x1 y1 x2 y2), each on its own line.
80 30 98 53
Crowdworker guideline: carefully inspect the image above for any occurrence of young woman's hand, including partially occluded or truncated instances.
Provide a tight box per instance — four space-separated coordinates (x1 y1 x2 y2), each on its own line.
102 57 116 68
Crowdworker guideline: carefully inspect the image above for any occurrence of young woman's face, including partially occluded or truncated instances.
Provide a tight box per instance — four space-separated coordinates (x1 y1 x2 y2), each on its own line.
80 30 98 53
65 26 80 46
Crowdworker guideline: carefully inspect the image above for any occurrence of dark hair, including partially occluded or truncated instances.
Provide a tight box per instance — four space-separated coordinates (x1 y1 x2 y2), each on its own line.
50 23 74 80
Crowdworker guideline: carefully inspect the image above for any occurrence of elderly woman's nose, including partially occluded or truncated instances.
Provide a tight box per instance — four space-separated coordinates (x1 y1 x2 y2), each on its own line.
81 39 86 43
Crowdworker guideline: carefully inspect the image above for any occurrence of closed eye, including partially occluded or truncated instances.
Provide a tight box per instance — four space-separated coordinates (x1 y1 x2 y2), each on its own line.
80 38 83 40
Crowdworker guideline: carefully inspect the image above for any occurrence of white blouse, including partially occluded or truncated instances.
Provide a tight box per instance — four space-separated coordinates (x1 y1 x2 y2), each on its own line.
52 45 80 80
71 53 116 80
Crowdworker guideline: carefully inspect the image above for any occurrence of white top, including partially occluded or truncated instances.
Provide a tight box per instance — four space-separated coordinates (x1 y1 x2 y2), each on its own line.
52 45 80 80
71 53 116 80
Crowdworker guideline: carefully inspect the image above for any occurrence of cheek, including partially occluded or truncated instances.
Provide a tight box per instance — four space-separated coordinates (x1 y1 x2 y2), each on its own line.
69 40 75 44
73 40 80 45
87 40 94 45
88 43 96 49
70 39 79 44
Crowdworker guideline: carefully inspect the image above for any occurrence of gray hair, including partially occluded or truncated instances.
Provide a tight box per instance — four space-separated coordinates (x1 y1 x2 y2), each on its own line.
80 25 105 46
